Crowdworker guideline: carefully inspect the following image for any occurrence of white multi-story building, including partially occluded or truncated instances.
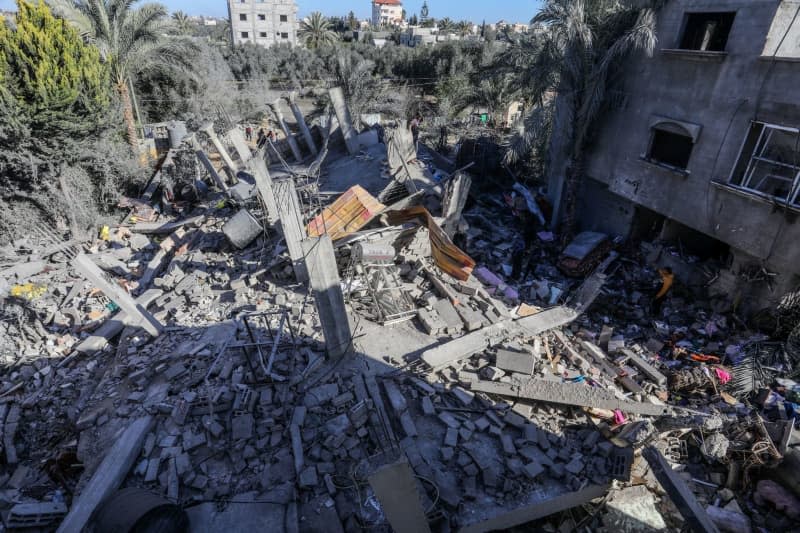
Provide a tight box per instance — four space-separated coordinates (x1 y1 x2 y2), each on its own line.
371 0 403 28
227 0 298 47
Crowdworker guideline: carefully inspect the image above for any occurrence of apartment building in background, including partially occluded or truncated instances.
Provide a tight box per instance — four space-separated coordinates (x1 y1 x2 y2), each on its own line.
561 0 800 313
227 0 298 47
372 0 403 28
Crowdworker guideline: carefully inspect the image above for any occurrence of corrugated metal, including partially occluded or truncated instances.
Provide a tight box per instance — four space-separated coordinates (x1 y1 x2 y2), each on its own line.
386 207 476 281
306 185 386 241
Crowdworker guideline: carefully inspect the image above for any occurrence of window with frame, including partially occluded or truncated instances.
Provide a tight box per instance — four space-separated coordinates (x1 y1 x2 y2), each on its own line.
678 12 736 51
281 32 289 39
240 31 249 38
280 14 288 22
729 122 800 206
239 14 247 21
258 14 266 21
259 31 267 37
647 124 694 170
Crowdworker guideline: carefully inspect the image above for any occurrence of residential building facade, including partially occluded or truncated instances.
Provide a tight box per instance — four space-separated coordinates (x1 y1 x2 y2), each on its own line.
372 0 403 28
569 0 800 312
227 0 298 47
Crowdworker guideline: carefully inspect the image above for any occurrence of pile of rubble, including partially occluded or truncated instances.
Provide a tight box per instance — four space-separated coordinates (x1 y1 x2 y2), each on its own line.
2 94 800 533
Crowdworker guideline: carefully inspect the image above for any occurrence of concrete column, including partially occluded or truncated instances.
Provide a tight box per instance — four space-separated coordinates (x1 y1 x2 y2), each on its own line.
72 254 163 337
328 87 359 155
302 235 352 359
287 91 318 155
188 134 228 192
227 127 253 164
247 156 279 225
273 179 309 282
200 122 239 175
268 101 304 163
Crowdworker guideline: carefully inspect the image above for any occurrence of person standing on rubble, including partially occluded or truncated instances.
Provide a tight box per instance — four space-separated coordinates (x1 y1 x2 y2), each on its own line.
245 125 253 142
652 267 674 314
409 114 423 151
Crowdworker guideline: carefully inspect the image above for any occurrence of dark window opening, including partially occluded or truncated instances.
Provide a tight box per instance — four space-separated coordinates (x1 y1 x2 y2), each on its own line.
281 32 289 39
258 14 266 21
280 14 288 22
648 128 694 169
240 31 249 38
679 12 735 51
239 14 247 21
259 31 267 38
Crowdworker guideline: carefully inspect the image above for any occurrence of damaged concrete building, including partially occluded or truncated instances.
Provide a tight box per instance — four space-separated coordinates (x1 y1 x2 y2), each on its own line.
568 0 800 313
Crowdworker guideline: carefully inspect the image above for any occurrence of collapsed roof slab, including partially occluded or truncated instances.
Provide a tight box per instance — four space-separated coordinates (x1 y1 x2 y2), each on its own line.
470 378 672 417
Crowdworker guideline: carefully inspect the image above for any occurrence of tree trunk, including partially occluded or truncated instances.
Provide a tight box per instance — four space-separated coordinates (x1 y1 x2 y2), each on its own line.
559 156 584 246
116 80 139 154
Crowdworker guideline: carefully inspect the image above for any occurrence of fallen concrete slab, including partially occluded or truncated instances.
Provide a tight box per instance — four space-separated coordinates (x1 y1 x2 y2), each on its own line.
460 484 610 532
470 378 671 417
642 446 720 533
57 416 154 533
421 306 577 369
368 460 432 533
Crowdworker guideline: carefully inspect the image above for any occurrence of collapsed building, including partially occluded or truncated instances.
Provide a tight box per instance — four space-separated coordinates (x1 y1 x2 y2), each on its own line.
552 0 800 315
1 38 800 533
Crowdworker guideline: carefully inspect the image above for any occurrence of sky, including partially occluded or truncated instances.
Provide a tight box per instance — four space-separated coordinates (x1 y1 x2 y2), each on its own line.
0 0 543 24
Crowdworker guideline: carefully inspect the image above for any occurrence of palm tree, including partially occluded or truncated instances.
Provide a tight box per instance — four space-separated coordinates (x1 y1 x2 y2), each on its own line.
47 0 196 152
502 0 658 236
438 17 455 32
298 11 338 49
171 10 193 35
457 20 473 36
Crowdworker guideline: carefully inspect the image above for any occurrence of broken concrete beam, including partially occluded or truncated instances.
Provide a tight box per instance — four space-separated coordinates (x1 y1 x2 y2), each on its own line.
460 484 610 533
129 215 205 235
275 180 309 282
552 330 591 371
73 254 163 337
426 269 460 305
302 236 352 359
495 349 535 375
642 446 720 533
57 416 154 533
620 349 667 387
287 91 318 155
421 306 578 369
328 87 358 155
290 424 304 476
470 378 670 417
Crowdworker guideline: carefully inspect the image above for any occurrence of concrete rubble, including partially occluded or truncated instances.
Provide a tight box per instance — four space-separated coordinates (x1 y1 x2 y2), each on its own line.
1 108 800 532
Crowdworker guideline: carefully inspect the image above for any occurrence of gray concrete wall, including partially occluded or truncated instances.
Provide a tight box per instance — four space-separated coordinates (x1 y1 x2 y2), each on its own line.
584 0 800 278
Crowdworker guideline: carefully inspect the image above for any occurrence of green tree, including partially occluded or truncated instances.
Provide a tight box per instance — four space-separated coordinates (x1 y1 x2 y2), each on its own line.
457 20 473 36
0 0 109 158
501 0 658 235
47 0 197 152
438 17 454 32
171 10 194 35
347 10 357 30
298 11 338 49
